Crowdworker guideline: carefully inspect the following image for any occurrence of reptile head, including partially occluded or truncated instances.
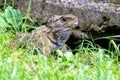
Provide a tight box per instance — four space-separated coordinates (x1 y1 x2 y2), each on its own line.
48 14 78 50
48 14 78 29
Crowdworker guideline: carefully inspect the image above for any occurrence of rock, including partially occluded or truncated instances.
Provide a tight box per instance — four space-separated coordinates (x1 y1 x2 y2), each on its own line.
10 0 120 39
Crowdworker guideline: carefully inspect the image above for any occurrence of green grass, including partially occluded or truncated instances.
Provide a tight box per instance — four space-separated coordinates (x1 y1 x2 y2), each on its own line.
0 6 119 80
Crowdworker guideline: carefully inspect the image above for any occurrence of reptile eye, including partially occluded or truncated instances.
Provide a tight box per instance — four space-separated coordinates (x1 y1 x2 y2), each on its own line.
61 17 67 22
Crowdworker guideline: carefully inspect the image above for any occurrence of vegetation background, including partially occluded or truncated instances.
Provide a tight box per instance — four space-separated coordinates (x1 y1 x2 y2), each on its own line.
0 0 119 80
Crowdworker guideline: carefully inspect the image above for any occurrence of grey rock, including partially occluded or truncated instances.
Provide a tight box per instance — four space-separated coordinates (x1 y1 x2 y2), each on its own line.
6 0 120 39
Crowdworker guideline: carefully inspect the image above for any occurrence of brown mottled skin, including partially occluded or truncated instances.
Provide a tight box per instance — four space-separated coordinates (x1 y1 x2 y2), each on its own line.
9 14 78 56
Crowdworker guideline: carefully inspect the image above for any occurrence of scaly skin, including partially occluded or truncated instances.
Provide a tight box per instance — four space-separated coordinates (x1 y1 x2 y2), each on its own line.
9 14 78 56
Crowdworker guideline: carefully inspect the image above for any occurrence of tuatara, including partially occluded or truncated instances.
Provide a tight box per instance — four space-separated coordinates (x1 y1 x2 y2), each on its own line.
9 14 78 56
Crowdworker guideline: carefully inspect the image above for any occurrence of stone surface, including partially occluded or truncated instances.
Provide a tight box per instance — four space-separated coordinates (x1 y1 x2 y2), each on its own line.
12 0 120 39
